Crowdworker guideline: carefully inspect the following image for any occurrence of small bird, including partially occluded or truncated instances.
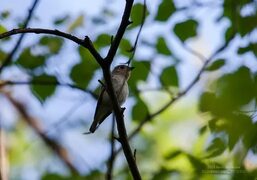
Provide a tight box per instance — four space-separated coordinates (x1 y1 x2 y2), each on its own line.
89 65 134 133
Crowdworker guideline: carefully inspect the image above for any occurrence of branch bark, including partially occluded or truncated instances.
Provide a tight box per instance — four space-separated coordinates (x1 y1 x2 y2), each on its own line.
0 28 102 64
0 129 8 180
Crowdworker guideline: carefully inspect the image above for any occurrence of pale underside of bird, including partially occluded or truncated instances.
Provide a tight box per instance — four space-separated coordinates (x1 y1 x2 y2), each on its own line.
89 65 134 133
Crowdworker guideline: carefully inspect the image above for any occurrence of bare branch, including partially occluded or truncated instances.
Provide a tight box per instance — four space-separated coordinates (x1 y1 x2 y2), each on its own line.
99 0 141 178
0 80 97 99
0 28 103 64
105 0 134 64
0 129 8 180
4 92 79 174
0 0 40 74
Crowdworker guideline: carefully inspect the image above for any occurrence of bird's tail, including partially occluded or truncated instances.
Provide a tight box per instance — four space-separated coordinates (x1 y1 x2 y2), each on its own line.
89 119 99 133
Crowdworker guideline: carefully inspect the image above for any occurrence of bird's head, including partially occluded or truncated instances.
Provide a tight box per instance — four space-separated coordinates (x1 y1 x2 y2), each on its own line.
112 65 134 80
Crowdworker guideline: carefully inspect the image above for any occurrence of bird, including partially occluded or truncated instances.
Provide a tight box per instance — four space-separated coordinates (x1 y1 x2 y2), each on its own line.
89 65 134 133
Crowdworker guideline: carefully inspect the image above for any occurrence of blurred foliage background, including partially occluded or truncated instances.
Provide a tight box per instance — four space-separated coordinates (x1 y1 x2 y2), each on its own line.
0 0 257 179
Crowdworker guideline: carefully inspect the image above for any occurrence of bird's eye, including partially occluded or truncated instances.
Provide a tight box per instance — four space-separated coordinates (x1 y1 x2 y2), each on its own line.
119 66 125 69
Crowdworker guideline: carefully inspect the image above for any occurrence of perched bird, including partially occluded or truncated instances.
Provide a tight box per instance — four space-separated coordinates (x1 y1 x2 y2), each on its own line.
89 65 134 133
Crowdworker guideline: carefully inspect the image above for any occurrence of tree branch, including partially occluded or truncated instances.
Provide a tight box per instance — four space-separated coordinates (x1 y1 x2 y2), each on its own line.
3 92 79 174
0 0 40 74
106 115 116 180
0 129 8 180
100 0 141 179
105 0 134 64
0 80 97 99
0 28 103 64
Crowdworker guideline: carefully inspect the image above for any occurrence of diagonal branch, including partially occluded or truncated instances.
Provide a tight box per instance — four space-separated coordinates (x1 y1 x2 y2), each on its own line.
105 0 134 64
0 0 40 74
114 34 236 156
0 28 103 65
3 92 79 174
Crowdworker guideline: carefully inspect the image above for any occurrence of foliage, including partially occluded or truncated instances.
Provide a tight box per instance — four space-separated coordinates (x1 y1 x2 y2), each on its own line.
1 0 257 179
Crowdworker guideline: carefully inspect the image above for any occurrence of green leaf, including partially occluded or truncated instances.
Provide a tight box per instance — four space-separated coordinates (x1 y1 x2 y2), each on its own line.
130 3 149 28
128 60 150 91
1 11 10 19
155 0 176 21
132 97 149 122
174 19 198 42
205 59 225 71
0 49 7 62
67 14 84 32
31 74 57 103
164 150 182 160
40 36 64 54
199 92 217 113
16 48 45 70
205 138 226 158
216 66 255 109
70 47 98 88
0 24 7 33
238 43 257 57
156 37 172 55
94 33 112 48
119 39 132 57
160 66 178 87
186 154 207 173
54 15 70 25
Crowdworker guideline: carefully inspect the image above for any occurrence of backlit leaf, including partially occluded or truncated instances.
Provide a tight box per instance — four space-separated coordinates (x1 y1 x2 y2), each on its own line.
160 65 178 87
174 19 198 42
31 74 57 103
155 0 175 21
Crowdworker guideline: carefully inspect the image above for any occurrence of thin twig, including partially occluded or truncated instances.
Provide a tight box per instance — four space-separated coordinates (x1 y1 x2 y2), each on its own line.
0 80 97 99
0 0 40 74
126 0 147 65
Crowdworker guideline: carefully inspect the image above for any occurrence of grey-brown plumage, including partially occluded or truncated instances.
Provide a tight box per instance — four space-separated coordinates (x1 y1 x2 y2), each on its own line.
89 65 134 133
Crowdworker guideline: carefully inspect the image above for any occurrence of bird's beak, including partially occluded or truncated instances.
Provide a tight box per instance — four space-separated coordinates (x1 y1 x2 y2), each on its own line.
129 67 135 71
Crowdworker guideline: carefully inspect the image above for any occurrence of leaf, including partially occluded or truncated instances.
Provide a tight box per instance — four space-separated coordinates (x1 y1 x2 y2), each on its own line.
31 74 57 103
216 66 255 109
205 138 226 158
119 39 132 57
128 60 150 91
186 154 207 173
238 43 257 57
132 97 149 122
174 19 198 42
54 15 70 25
16 48 46 70
199 92 216 113
160 65 178 87
67 14 84 32
1 11 10 19
70 47 98 88
164 150 182 160
156 37 172 55
40 36 64 54
205 59 225 71
94 33 112 48
130 3 149 28
0 24 7 33
155 0 176 21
